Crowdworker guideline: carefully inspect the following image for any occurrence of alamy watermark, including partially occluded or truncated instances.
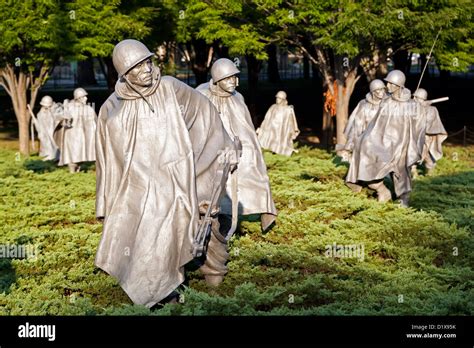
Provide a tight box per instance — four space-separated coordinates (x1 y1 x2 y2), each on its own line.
325 242 365 262
0 244 38 260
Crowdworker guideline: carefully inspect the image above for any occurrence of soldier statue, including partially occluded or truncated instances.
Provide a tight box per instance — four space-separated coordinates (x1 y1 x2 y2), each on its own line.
342 79 386 192
256 91 300 156
34 95 61 161
343 79 386 157
411 88 447 177
346 70 422 207
54 88 97 173
196 59 277 239
95 40 237 306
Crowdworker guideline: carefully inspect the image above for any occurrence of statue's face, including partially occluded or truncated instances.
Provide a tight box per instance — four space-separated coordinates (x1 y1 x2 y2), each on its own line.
78 96 87 105
127 58 153 87
372 88 385 100
276 97 284 105
386 82 399 94
217 75 237 94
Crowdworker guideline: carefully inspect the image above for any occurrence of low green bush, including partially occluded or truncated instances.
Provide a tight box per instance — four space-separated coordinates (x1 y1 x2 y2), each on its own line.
0 145 472 315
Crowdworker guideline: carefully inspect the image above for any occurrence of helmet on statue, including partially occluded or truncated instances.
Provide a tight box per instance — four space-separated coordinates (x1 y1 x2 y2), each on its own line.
413 88 428 100
113 39 155 77
369 79 385 92
39 95 54 107
73 88 88 100
211 58 240 83
384 70 406 87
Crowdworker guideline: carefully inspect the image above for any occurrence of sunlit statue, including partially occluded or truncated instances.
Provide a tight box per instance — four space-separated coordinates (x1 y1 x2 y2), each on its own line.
343 79 386 156
346 70 422 207
54 88 97 173
34 96 61 161
411 88 447 177
256 91 300 156
94 40 236 307
197 58 278 240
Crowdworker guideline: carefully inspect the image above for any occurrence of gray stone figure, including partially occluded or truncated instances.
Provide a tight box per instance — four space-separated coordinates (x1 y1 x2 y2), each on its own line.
95 39 235 306
54 88 97 173
34 96 60 161
411 88 447 177
346 70 422 207
196 58 278 239
256 91 300 156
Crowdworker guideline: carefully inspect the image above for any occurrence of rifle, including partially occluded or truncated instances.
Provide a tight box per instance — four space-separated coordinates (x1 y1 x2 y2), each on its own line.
426 97 449 105
27 105 38 151
192 161 231 258
192 137 242 258
416 29 442 92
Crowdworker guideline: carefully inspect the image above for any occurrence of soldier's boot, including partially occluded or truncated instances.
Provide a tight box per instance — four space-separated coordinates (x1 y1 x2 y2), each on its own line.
261 213 276 232
200 217 229 287
368 182 392 203
411 166 418 179
68 163 79 173
424 158 436 176
346 182 363 193
399 193 410 208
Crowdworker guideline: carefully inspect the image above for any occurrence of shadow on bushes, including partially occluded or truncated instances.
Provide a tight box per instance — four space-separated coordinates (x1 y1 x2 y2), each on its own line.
24 159 59 173
411 170 474 231
0 259 16 294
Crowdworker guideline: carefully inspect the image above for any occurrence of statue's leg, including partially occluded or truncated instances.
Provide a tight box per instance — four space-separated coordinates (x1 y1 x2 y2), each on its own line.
346 182 363 193
392 172 411 207
199 214 231 286
68 163 78 173
411 165 418 179
424 155 436 176
368 180 391 203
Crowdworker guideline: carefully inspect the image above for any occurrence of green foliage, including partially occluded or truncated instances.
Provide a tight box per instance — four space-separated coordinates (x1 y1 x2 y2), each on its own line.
67 0 156 60
0 0 72 70
0 144 472 315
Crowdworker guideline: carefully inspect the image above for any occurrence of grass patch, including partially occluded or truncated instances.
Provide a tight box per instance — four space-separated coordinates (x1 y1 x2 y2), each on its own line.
0 141 472 315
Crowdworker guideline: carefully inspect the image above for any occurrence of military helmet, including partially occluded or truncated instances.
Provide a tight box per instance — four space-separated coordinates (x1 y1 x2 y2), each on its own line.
211 58 240 83
384 70 406 87
40 95 53 107
73 88 88 100
275 91 287 99
413 88 428 100
113 39 155 77
369 79 385 92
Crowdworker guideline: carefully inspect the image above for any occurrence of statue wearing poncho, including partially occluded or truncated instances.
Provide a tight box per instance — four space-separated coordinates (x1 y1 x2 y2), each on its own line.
36 96 61 161
257 91 300 156
94 40 233 306
54 88 97 173
346 70 422 207
343 79 386 154
412 88 447 176
196 58 277 232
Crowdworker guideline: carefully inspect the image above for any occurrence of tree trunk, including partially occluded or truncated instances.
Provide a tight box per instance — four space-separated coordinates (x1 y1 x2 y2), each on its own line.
245 54 262 125
303 54 310 80
393 49 411 74
267 44 280 83
188 40 213 87
0 64 50 155
335 68 360 146
77 57 97 86
104 57 118 93
18 110 30 155
321 98 333 150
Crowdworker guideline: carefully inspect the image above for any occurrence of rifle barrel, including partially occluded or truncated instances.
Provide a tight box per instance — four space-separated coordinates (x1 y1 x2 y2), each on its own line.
428 97 449 105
